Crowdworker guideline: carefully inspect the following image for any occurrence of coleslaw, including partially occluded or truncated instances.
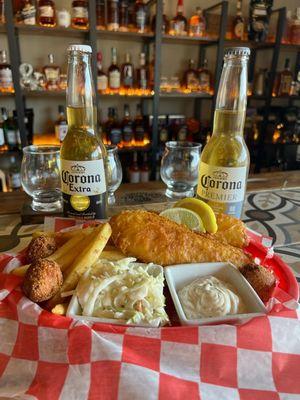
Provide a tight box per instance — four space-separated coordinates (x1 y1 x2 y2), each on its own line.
75 258 169 326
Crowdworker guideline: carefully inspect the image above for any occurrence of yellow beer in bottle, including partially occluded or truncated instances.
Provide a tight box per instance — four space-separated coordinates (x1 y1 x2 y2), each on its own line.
60 44 107 219
197 47 250 218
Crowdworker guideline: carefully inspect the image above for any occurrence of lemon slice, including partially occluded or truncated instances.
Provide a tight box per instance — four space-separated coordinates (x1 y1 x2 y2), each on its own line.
160 207 205 232
174 198 218 234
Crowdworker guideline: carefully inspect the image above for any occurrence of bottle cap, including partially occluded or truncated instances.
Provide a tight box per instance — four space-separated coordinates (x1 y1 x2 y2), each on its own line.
67 44 92 53
225 47 250 57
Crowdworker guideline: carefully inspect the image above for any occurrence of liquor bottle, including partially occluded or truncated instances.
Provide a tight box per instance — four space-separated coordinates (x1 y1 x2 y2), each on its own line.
290 7 300 45
71 0 89 29
183 59 200 92
119 0 129 32
0 107 6 151
277 58 293 96
148 50 155 90
122 104 133 146
232 0 245 40
97 51 108 93
37 0 56 27
129 151 140 183
4 111 20 151
282 10 292 44
20 0 36 25
170 0 187 36
0 0 4 24
127 0 136 31
248 0 273 43
96 0 105 30
135 0 147 33
108 48 121 92
197 47 251 218
60 44 107 219
198 59 211 93
0 50 13 93
43 54 60 90
189 7 206 37
8 156 21 191
121 53 134 90
136 52 148 91
107 0 119 31
106 107 122 145
55 105 68 142
140 153 150 182
151 0 168 34
134 104 145 145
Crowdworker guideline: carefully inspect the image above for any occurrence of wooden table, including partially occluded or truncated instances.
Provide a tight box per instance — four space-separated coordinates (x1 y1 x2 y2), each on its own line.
0 170 299 216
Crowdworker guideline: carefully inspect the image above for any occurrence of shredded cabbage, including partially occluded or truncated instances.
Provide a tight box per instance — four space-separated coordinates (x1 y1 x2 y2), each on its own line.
75 258 169 326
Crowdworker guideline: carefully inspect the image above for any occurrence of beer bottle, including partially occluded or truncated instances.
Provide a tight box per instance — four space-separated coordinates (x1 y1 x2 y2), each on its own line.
197 47 250 218
60 44 107 219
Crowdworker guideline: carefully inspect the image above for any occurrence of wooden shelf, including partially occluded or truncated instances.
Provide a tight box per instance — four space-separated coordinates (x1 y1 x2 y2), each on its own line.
97 29 154 41
118 145 152 154
15 24 88 37
23 90 65 97
162 34 218 45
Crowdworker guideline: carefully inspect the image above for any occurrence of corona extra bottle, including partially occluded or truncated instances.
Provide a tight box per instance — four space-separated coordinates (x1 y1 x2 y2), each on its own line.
60 44 107 219
197 47 250 218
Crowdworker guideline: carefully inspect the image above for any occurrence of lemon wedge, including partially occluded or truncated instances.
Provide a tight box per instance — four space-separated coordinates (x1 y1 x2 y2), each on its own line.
160 207 205 232
174 198 218 234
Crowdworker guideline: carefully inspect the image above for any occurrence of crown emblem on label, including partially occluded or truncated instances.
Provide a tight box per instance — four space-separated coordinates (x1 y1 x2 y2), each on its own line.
71 164 86 173
213 170 228 180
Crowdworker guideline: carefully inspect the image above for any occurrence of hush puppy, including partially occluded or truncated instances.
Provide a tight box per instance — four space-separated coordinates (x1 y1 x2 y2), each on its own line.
27 235 57 263
22 259 63 303
240 263 276 302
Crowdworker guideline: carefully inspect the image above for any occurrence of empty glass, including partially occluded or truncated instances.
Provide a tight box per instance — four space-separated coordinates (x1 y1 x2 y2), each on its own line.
105 145 122 205
21 145 62 212
160 141 202 198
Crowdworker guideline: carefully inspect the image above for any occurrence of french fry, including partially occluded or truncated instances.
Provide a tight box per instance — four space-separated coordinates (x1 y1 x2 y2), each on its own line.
47 223 112 308
51 303 69 316
100 246 125 261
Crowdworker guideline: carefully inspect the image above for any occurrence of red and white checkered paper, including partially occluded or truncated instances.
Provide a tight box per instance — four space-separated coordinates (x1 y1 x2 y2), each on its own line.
0 218 300 400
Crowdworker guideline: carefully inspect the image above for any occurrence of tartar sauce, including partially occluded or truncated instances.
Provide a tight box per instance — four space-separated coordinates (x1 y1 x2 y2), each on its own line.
178 275 245 319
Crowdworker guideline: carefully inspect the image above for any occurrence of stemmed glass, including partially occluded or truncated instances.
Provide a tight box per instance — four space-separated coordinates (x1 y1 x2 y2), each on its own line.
105 145 123 205
160 141 202 199
21 145 62 212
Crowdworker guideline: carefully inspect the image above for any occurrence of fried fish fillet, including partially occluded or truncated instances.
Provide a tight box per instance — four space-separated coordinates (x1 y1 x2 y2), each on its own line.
110 210 252 268
209 213 249 249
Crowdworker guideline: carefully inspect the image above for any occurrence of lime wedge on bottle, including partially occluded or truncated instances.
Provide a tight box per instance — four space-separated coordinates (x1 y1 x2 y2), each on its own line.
174 198 218 234
160 207 205 232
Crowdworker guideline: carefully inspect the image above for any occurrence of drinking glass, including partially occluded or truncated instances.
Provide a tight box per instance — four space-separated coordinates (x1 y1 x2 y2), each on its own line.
21 145 62 212
105 145 122 205
160 141 202 198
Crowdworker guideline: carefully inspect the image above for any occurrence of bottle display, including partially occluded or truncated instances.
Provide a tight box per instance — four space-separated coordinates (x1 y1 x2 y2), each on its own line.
170 0 187 36
0 50 13 93
60 44 107 219
122 104 134 146
4 111 20 151
43 54 60 90
97 51 108 93
277 58 293 96
96 0 105 30
20 0 36 25
108 48 121 92
71 0 89 29
37 0 56 27
189 7 206 37
183 59 199 92
136 52 148 91
119 0 129 32
55 105 68 142
198 59 211 93
106 107 122 145
107 0 119 31
232 0 245 40
121 53 134 90
248 0 273 42
135 0 147 33
197 47 251 218
290 7 300 45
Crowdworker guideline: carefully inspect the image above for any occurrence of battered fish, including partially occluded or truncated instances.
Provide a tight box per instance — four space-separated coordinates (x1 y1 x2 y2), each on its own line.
210 213 249 249
110 210 252 268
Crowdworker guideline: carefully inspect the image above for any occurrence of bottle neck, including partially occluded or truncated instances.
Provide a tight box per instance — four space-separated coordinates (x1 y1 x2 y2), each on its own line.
66 52 96 130
213 57 248 137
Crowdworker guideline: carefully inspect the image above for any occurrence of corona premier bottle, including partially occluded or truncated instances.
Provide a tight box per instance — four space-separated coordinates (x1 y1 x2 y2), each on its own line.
197 47 250 218
60 44 107 219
